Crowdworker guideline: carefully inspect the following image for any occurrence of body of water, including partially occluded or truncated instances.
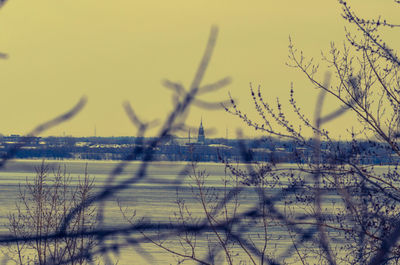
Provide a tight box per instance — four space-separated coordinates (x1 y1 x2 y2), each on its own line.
0 159 381 264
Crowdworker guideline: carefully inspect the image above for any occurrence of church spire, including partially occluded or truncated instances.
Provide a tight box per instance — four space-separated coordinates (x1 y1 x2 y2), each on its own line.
197 118 205 144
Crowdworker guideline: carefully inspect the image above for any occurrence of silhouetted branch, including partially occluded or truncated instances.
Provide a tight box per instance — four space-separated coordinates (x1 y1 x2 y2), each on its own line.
0 96 87 169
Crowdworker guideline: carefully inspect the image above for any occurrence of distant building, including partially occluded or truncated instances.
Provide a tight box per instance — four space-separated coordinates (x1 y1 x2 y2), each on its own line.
197 118 205 144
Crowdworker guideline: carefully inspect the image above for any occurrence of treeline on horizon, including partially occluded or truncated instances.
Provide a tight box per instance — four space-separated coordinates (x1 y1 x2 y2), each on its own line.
0 134 394 164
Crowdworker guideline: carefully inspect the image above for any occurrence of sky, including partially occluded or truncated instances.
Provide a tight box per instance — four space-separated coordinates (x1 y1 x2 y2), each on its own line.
0 0 399 139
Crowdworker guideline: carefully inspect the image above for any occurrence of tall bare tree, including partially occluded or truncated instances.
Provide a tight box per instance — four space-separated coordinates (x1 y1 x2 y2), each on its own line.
224 1 400 264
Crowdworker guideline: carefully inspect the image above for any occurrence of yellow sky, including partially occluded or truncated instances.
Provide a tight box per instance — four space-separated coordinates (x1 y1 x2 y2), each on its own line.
0 0 398 138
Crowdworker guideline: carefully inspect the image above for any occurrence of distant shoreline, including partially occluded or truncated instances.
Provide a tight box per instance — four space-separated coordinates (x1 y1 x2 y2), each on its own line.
0 135 396 165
